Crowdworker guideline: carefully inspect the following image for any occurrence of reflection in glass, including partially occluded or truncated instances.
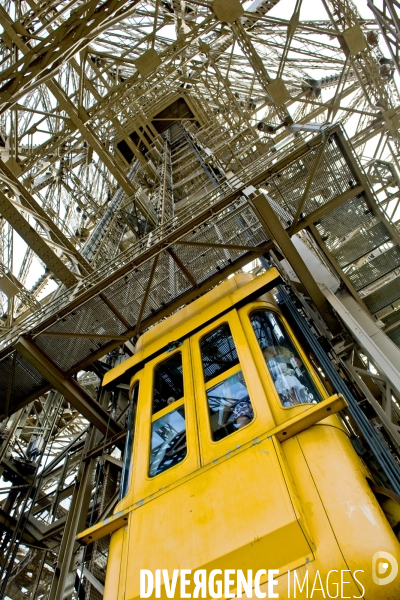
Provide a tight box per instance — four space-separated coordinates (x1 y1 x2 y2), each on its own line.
250 310 321 407
153 353 184 415
201 323 239 383
149 406 187 477
207 370 253 441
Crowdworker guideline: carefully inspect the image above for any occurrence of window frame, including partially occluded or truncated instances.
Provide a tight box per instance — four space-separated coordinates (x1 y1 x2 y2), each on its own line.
239 301 327 419
131 340 199 500
149 349 187 479
204 363 242 393
149 399 187 479
200 320 254 441
151 349 185 417
191 310 275 466
112 370 143 512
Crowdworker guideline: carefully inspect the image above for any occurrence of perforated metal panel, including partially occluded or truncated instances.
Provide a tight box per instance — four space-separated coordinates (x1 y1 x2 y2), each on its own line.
10 354 48 406
103 261 154 325
34 295 128 372
29 198 269 374
383 310 400 327
0 126 384 419
85 461 118 600
262 139 356 223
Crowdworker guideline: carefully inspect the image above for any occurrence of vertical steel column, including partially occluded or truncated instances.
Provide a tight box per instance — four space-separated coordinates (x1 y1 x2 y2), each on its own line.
158 130 174 225
250 192 341 334
48 426 100 600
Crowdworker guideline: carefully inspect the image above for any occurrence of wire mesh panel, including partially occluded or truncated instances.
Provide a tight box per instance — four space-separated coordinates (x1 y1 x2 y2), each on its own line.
0 351 48 417
0 125 386 418
173 201 267 285
383 310 400 328
332 222 391 268
34 295 129 371
261 137 356 224
388 326 400 348
141 251 193 319
10 354 49 408
0 353 14 415
103 261 155 325
25 200 268 375
348 246 400 291
85 461 119 600
315 196 376 252
364 276 400 314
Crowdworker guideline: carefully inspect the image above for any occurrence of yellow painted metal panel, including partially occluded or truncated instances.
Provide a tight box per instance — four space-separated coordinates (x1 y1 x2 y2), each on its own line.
77 394 347 546
122 437 313 600
297 425 400 599
103 526 125 600
279 434 371 598
79 277 400 600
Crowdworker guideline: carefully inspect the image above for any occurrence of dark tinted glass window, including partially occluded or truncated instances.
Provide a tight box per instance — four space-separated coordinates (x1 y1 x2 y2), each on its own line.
206 370 253 441
200 323 239 383
201 323 253 441
250 310 321 407
150 352 187 477
153 353 184 415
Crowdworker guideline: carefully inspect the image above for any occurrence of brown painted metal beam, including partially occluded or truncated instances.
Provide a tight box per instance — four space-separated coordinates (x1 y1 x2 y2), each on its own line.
0 0 141 111
65 246 273 374
83 429 127 463
0 189 78 288
132 255 160 337
0 506 47 550
36 332 130 340
47 80 157 225
288 135 330 236
15 337 121 436
249 191 341 334
308 223 369 311
291 184 364 233
173 240 272 252
167 248 198 287
333 130 400 248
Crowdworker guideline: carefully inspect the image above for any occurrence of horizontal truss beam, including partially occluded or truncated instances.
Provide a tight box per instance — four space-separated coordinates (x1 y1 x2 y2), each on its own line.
15 337 121 436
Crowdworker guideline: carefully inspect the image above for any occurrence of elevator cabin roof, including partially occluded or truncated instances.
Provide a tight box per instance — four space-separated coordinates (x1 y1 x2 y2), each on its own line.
103 267 281 388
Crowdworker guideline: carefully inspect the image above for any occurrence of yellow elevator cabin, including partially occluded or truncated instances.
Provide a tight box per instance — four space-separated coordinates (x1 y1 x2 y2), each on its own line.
77 268 400 600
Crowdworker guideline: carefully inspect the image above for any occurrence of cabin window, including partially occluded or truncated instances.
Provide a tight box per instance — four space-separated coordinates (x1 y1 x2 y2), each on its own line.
250 310 321 407
149 353 187 477
120 382 139 499
200 323 253 441
152 352 184 415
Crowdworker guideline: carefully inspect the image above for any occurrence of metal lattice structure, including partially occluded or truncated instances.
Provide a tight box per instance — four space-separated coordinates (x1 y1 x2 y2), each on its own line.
0 0 400 597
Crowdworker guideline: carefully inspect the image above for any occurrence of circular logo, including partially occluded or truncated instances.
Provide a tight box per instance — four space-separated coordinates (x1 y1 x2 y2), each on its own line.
372 552 398 586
